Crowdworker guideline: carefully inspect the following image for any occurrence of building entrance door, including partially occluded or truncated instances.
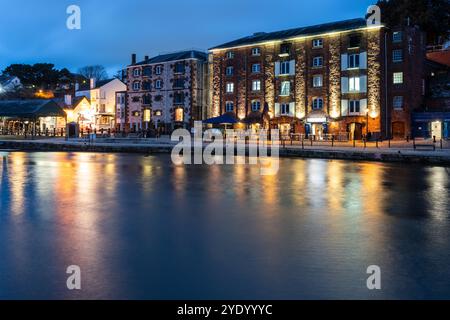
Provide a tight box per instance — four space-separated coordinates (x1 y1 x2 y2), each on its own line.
392 122 406 139
348 123 363 141
311 124 324 140
279 124 290 137
431 121 442 140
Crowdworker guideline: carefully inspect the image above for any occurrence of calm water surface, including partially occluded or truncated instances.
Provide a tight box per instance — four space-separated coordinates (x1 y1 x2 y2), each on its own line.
0 152 449 299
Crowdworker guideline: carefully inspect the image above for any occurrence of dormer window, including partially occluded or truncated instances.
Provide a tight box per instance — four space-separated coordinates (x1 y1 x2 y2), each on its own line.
226 51 235 59
251 47 261 56
312 39 323 48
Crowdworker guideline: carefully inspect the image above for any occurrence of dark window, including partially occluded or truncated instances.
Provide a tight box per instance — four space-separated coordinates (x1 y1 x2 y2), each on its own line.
142 95 151 105
173 78 184 89
174 92 185 105
132 96 140 102
349 34 361 48
175 62 185 73
280 43 291 55
142 81 151 91
143 67 152 77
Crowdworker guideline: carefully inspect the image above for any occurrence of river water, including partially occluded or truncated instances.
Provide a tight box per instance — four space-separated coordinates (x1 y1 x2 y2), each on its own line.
0 152 449 299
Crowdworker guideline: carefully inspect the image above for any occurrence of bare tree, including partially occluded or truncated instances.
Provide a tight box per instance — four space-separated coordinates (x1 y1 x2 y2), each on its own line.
78 65 108 80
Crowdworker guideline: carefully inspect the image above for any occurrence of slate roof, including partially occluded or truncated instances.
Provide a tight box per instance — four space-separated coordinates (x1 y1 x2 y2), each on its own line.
52 96 89 109
209 18 368 50
133 50 207 66
0 100 67 118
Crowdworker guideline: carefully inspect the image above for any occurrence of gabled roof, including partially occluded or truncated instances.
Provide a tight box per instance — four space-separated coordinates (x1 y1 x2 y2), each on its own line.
0 99 66 118
133 50 207 66
0 75 20 86
209 18 368 50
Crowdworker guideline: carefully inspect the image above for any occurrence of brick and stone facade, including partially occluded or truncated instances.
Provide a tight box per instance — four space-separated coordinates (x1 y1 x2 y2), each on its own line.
126 50 208 133
209 18 426 139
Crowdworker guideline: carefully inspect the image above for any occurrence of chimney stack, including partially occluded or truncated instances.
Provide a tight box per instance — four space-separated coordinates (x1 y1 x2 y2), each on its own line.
131 53 137 65
144 55 149 61
64 94 72 106
90 78 96 89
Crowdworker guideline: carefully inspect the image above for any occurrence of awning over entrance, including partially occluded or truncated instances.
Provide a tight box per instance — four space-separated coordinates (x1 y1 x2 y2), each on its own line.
203 113 238 124
412 112 450 122
0 100 67 118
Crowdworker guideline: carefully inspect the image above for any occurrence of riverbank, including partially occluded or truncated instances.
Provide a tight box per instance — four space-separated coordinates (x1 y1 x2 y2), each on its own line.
1 138 450 165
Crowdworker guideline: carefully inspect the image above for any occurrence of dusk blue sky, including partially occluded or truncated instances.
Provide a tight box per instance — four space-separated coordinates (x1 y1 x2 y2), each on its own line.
0 0 375 77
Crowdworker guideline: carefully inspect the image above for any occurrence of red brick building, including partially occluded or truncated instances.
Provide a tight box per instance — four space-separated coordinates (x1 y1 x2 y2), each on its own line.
209 18 426 139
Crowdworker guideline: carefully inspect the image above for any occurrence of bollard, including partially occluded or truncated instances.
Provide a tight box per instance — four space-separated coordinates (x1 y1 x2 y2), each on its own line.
376 138 379 148
331 136 334 147
364 138 367 148
441 139 443 150
353 139 356 148
433 135 436 143
388 138 391 148
302 137 304 150
310 137 313 147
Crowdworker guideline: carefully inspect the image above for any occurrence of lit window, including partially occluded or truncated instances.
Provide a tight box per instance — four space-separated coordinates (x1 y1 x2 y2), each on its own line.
393 49 403 62
226 82 234 93
312 98 323 110
154 110 162 116
143 109 151 122
280 61 290 75
349 100 361 114
155 66 162 75
155 80 162 89
280 81 290 96
225 101 234 112
252 63 261 73
393 72 403 84
281 103 290 115
313 75 323 87
393 96 404 109
252 80 261 91
313 56 323 67
252 48 261 56
312 39 323 48
175 108 184 122
349 77 361 92
226 66 234 76
226 51 235 59
348 54 360 68
393 31 403 43
251 100 261 111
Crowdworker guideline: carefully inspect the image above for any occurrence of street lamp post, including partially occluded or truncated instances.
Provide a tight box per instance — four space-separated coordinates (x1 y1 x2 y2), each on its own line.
365 108 369 139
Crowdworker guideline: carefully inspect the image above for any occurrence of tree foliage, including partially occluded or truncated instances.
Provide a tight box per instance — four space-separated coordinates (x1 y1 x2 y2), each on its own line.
2 63 74 89
78 65 108 81
376 0 450 44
